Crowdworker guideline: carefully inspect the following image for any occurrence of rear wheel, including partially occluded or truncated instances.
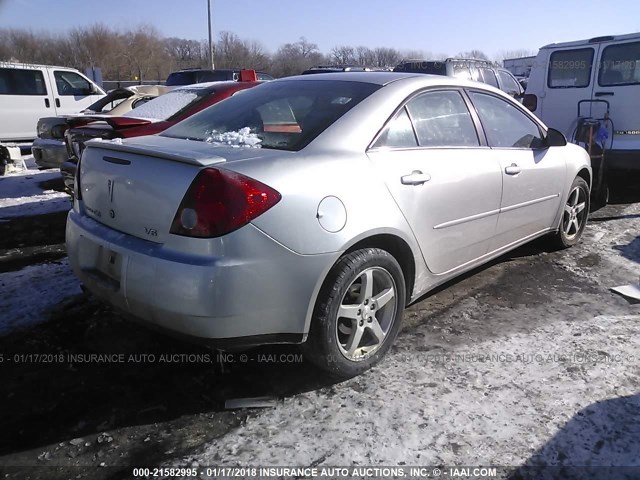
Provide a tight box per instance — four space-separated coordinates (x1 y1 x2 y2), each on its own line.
550 176 589 249
303 248 406 378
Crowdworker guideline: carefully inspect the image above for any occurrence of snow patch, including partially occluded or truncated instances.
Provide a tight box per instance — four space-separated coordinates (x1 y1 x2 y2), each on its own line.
0 259 82 335
0 169 70 221
205 128 262 148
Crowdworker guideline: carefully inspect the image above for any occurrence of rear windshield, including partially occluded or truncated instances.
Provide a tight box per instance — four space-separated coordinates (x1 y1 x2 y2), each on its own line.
393 62 447 75
123 87 211 121
162 80 381 151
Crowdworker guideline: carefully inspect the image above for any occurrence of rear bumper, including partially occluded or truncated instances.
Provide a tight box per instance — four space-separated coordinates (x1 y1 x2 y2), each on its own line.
66 209 336 344
32 138 68 169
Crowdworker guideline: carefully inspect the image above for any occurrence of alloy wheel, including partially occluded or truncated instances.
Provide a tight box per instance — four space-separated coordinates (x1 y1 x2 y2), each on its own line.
335 267 398 361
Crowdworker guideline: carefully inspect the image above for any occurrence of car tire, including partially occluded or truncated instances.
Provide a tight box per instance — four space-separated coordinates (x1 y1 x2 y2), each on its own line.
303 248 406 378
550 176 590 249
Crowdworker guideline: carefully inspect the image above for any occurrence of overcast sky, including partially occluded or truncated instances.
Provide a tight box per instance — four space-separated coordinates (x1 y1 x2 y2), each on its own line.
1 0 639 57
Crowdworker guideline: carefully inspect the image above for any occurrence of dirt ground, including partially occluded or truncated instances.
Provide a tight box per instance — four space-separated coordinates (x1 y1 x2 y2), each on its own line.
0 178 638 480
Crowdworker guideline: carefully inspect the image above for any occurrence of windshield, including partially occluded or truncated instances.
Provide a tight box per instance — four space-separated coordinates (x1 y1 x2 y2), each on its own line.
123 88 210 121
161 80 381 151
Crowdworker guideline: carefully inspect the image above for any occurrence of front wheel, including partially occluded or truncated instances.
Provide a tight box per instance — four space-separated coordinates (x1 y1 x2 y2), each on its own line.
550 176 590 249
303 248 406 378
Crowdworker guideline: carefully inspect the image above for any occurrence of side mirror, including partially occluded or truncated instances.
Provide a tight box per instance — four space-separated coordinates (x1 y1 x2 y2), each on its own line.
546 128 567 147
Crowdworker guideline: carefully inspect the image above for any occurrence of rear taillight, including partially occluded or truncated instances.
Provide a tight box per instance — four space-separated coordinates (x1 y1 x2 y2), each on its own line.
170 168 281 238
523 94 537 112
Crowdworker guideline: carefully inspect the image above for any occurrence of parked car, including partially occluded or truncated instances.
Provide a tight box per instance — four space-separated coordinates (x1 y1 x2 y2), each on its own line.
0 63 105 142
66 72 591 378
523 32 640 175
394 58 524 98
33 85 171 169
62 77 261 193
166 68 274 86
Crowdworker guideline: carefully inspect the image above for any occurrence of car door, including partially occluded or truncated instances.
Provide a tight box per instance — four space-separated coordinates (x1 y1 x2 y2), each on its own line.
367 89 503 275
539 46 597 137
0 67 55 141
594 39 640 152
47 69 101 115
467 90 566 251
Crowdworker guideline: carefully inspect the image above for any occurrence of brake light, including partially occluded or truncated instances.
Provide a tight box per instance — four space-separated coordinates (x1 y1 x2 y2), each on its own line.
170 168 281 238
523 94 537 112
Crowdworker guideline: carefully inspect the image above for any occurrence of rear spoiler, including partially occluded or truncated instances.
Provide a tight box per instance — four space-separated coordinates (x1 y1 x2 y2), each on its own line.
68 115 152 129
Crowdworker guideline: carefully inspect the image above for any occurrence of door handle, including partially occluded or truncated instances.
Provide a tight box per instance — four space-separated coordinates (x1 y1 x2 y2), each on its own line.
55 98 61 108
505 163 522 175
594 91 614 97
44 98 50 108
401 170 431 185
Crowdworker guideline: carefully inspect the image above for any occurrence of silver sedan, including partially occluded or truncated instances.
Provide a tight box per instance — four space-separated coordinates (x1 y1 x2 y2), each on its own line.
66 72 591 378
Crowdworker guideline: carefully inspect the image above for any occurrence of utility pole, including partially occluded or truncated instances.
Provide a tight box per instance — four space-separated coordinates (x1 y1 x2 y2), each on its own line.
207 0 215 69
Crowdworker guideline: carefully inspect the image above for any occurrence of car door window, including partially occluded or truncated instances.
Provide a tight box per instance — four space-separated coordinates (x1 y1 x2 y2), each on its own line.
548 48 594 88
469 91 544 148
479 68 499 87
0 68 47 95
405 90 479 147
371 107 418 148
598 41 640 86
54 71 91 96
497 70 522 94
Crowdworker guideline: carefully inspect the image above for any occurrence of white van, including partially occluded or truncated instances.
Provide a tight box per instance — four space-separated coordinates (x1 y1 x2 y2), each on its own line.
524 32 640 173
0 62 105 142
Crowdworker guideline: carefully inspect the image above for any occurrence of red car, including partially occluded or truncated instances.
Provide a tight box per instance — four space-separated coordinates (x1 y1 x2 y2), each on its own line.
62 71 261 193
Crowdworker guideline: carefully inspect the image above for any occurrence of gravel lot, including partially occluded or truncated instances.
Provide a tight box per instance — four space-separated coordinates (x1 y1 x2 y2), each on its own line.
0 171 638 480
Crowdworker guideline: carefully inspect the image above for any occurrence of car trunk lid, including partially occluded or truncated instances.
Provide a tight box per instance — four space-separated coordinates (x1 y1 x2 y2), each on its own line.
78 136 274 243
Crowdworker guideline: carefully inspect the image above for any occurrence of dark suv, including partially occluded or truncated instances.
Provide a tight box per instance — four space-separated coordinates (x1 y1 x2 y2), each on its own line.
394 58 524 98
166 68 274 86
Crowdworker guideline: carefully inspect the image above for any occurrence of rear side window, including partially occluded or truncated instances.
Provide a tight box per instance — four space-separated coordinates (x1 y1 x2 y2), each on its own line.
548 48 594 88
469 91 544 148
54 71 92 96
0 68 47 95
598 41 640 86
405 90 479 147
371 108 418 149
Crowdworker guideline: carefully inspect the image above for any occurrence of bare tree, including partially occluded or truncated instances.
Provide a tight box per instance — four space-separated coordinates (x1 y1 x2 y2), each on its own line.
330 45 356 65
373 47 401 68
271 37 326 77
